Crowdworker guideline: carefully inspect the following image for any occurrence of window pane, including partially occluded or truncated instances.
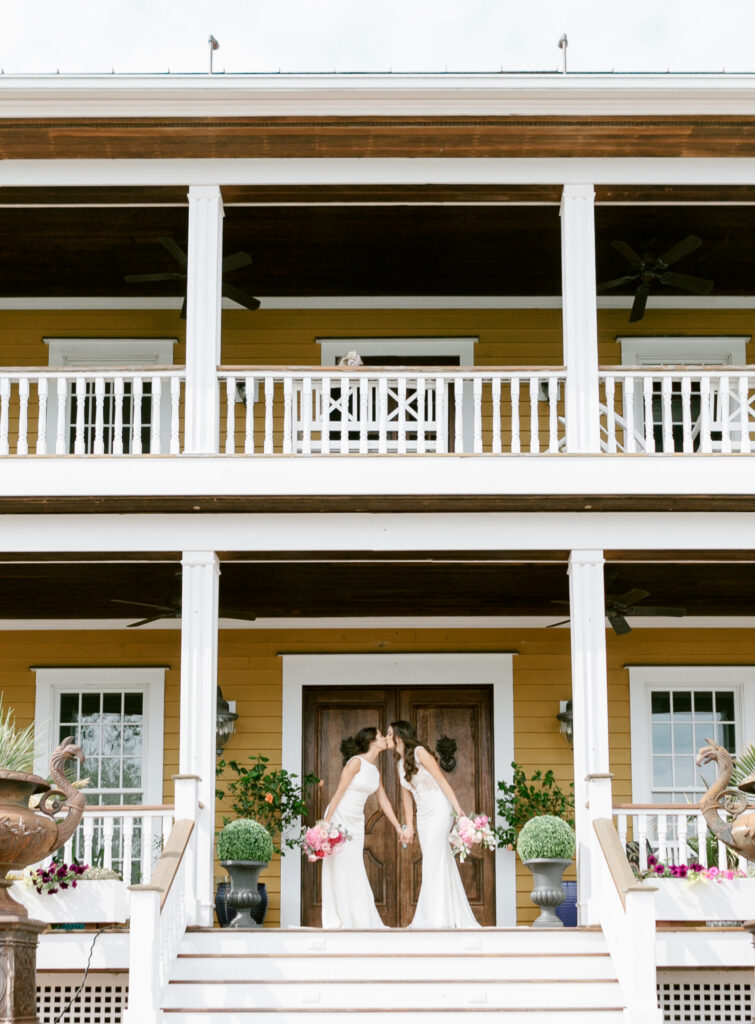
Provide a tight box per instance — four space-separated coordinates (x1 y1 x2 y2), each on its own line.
102 693 122 720
59 724 79 746
102 725 122 757
652 723 672 754
122 758 142 788
100 759 121 789
674 757 695 788
59 693 79 723
673 723 693 754
671 691 692 719
693 691 713 713
81 693 101 721
651 692 671 719
653 757 673 787
80 724 100 755
695 724 714 752
124 693 143 721
123 725 143 755
717 723 736 751
716 692 735 722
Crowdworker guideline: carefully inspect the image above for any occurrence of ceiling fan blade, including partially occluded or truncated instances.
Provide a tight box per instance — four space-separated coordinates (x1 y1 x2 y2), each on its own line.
629 283 650 323
159 237 188 266
221 611 258 622
624 605 687 617
111 598 178 613
614 589 651 607
223 282 261 311
546 618 571 629
124 273 183 283
179 295 188 319
126 614 170 628
659 271 714 295
597 274 639 294
607 610 632 635
551 599 570 605
611 240 643 267
222 252 253 273
657 234 702 268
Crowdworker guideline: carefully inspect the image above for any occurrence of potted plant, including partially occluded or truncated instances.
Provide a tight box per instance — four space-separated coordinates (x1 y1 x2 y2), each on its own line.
217 818 274 929
215 754 320 925
9 863 127 924
516 815 576 928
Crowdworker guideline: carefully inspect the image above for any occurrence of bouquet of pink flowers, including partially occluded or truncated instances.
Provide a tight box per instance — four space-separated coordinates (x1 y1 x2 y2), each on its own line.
449 813 496 863
300 820 351 862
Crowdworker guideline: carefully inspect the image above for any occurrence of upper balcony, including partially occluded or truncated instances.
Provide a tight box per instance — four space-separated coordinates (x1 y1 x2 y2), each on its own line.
2 182 755 508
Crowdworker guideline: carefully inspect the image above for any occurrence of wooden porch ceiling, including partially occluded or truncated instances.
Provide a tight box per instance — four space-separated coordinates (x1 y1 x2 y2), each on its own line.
1 555 755 619
1 201 754 298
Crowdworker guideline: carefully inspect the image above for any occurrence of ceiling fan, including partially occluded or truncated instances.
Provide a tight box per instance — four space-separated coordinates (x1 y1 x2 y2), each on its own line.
110 597 257 628
597 234 714 323
125 237 261 318
548 587 687 636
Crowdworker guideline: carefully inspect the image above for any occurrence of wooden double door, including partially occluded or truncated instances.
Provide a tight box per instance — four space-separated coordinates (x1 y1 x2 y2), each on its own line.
301 685 495 928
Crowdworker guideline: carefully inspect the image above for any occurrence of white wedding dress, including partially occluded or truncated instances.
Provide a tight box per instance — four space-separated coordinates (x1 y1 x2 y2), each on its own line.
399 748 479 929
321 756 385 929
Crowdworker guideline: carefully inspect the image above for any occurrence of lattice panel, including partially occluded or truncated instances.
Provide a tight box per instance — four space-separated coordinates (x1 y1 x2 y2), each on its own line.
37 973 127 1024
657 970 753 1023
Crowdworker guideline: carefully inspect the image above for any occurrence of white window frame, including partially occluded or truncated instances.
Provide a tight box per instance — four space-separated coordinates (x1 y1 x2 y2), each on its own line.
629 665 755 802
619 336 749 367
32 667 166 806
44 338 177 454
279 652 514 928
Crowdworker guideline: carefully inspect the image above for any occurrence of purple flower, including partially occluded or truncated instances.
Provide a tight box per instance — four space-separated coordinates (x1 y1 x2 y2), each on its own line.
647 855 657 867
654 864 665 874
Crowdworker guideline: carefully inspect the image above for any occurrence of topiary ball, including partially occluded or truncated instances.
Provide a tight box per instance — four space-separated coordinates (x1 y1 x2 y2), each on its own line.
217 818 273 863
516 815 575 862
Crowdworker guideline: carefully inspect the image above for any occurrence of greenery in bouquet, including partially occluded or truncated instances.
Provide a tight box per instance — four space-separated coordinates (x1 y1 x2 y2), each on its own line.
217 818 274 863
216 754 321 855
495 762 575 849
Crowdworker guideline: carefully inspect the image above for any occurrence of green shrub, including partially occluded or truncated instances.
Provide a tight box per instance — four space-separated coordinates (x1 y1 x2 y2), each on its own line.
516 815 575 862
217 819 273 863
494 763 575 849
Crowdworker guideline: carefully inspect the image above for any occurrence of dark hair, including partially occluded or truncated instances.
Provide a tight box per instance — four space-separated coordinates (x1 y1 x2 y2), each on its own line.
390 720 436 781
341 726 379 763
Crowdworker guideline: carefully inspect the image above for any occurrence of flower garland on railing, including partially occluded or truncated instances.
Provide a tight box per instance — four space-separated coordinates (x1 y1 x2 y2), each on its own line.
638 854 748 884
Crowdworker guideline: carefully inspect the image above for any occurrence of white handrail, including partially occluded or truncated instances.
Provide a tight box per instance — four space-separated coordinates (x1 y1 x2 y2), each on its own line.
218 366 566 455
613 803 748 871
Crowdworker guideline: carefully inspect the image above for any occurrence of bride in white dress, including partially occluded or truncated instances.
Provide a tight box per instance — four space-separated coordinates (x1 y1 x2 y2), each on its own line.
388 720 479 929
321 726 405 929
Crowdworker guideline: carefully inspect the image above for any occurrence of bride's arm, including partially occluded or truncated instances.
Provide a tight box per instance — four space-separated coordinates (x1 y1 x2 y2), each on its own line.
322 758 361 824
400 787 415 844
416 747 464 817
376 782 406 841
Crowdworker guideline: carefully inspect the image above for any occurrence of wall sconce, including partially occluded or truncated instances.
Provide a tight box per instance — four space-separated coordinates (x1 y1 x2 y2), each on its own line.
216 685 238 757
557 700 573 747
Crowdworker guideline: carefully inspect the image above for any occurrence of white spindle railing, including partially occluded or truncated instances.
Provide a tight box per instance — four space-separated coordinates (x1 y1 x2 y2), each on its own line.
219 367 566 456
0 368 184 455
613 804 749 872
599 367 755 454
38 805 175 884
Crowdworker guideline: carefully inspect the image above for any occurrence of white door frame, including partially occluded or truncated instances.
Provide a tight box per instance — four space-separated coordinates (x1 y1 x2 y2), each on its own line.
280 652 515 928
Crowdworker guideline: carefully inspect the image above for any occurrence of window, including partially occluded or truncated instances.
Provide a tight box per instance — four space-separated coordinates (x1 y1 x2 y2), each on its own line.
630 666 755 803
33 668 165 878
620 336 750 452
45 339 176 455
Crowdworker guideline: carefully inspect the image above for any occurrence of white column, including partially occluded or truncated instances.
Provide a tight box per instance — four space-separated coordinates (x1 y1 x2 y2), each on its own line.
184 185 223 454
561 184 601 453
179 550 219 926
568 549 612 925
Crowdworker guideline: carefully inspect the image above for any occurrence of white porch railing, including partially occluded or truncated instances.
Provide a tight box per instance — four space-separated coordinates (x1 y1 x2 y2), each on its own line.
0 368 184 455
599 367 755 454
613 803 749 871
218 366 566 455
37 805 175 884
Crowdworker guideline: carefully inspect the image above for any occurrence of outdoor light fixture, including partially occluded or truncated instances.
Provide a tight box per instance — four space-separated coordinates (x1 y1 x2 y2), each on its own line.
557 700 573 747
216 685 238 756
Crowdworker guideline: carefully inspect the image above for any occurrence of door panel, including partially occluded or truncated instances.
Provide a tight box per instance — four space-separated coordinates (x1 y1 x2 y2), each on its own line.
301 684 494 928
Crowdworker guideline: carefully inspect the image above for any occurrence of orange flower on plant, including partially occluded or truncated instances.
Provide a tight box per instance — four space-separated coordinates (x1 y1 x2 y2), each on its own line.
264 792 274 804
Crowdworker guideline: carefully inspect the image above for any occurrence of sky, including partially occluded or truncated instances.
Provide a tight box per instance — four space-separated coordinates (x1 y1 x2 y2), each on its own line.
2 0 755 77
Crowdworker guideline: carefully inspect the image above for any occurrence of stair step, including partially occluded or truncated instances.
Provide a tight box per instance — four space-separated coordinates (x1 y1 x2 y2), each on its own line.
172 954 615 982
163 979 623 1011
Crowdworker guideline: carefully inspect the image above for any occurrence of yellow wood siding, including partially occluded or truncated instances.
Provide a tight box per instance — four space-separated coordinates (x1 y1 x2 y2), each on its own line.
2 625 753 924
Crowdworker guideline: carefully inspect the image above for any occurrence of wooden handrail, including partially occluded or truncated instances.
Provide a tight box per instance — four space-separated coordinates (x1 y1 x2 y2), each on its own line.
129 818 194 910
593 818 656 910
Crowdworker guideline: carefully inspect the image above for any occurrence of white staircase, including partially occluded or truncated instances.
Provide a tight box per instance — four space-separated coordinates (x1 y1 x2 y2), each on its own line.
162 927 626 1023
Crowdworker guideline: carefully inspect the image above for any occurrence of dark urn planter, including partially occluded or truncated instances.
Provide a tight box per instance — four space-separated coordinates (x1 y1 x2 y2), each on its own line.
216 881 268 927
220 861 269 929
523 858 572 927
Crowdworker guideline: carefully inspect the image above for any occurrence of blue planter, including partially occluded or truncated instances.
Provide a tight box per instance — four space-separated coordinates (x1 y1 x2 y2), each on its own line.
555 881 578 927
